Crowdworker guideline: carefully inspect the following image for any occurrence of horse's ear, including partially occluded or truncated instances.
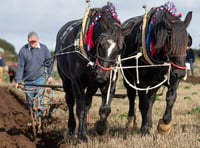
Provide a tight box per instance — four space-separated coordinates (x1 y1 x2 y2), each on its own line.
118 35 123 50
184 11 192 28
187 33 192 47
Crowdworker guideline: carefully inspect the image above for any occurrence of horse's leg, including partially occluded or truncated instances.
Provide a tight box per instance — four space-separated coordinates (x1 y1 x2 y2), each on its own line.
74 82 97 142
146 87 160 128
126 85 137 130
57 66 76 136
95 77 117 135
63 80 76 135
138 86 160 135
138 90 150 134
68 80 89 143
85 86 98 120
157 80 180 135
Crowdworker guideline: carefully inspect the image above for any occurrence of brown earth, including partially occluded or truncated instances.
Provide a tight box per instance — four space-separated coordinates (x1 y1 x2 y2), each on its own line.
0 85 69 148
184 75 200 83
0 86 36 148
0 71 200 147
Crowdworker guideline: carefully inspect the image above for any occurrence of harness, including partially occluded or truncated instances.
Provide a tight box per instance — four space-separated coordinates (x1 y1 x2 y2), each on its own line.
118 4 187 91
141 7 154 65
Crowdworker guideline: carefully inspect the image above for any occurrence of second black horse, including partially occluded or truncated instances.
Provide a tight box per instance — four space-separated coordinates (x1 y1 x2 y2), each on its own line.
121 3 192 135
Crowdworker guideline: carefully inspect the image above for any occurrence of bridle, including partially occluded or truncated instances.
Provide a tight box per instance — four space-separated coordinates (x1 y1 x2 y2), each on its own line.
95 38 118 71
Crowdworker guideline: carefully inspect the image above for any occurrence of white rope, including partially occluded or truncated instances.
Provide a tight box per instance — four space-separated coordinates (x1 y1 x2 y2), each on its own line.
106 69 113 105
106 63 118 105
55 44 171 91
117 55 171 91
136 53 142 84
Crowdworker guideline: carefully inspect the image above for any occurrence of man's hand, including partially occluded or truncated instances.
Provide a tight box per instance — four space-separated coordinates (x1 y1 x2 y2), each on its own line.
15 83 18 89
47 77 54 84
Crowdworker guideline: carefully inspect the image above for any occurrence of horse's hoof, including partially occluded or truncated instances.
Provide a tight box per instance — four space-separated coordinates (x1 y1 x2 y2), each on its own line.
74 136 88 145
95 120 110 136
157 119 172 135
141 126 150 135
126 116 137 130
37 129 42 135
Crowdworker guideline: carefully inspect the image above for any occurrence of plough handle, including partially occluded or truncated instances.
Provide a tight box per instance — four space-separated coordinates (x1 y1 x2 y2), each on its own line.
18 83 63 89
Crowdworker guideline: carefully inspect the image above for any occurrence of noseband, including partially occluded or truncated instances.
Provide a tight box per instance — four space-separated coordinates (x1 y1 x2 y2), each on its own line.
169 61 186 69
96 44 117 71
96 58 113 71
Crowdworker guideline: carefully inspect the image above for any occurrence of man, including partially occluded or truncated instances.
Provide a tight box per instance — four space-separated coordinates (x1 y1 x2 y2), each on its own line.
0 53 3 82
15 32 53 116
186 35 194 76
8 64 17 83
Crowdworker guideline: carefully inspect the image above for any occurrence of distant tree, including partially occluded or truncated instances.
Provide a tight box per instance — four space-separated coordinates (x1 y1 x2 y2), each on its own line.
0 39 16 55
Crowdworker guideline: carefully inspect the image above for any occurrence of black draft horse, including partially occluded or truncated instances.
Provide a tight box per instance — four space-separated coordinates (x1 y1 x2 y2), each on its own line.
55 3 122 143
121 3 192 135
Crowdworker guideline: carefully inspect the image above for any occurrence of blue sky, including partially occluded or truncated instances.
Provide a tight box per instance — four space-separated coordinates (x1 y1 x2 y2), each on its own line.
0 0 199 53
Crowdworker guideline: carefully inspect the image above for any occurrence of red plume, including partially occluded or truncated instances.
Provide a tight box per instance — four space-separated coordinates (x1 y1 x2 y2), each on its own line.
85 24 94 50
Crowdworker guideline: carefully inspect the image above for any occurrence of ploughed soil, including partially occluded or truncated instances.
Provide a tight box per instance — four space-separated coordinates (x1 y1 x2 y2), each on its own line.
0 86 36 147
0 75 200 147
184 75 200 83
0 86 68 148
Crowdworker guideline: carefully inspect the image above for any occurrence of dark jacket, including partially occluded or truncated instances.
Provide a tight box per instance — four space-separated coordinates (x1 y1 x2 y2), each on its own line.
186 48 195 63
16 43 53 82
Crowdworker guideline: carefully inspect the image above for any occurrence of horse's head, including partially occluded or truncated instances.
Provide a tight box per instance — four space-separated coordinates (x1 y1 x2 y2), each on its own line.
149 5 192 79
85 2 123 83
165 11 192 79
95 32 122 83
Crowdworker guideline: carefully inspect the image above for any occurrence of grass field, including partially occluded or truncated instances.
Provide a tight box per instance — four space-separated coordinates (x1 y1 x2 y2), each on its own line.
2 52 200 148
47 53 200 147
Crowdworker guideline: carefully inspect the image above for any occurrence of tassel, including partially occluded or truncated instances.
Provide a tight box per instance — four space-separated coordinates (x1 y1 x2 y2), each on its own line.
85 24 94 51
88 114 90 123
150 41 156 57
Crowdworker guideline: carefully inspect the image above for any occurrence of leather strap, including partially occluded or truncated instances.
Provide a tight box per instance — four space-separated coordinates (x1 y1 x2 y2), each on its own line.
141 12 154 65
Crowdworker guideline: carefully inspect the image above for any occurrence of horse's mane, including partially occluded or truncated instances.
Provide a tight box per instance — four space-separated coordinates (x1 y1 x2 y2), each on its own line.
85 2 122 51
100 4 121 41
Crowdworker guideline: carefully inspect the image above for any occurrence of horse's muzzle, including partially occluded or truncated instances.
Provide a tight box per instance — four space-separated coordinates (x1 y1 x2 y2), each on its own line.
95 69 110 83
172 68 186 79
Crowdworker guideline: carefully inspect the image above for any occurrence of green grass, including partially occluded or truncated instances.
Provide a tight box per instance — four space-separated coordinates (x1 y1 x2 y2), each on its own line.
192 92 198 95
192 106 200 113
184 96 192 101
184 85 191 89
53 71 61 81
118 112 128 119
186 106 200 115
155 96 162 101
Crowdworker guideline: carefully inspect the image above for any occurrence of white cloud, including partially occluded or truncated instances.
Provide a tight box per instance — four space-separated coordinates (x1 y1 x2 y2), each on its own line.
0 0 199 53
